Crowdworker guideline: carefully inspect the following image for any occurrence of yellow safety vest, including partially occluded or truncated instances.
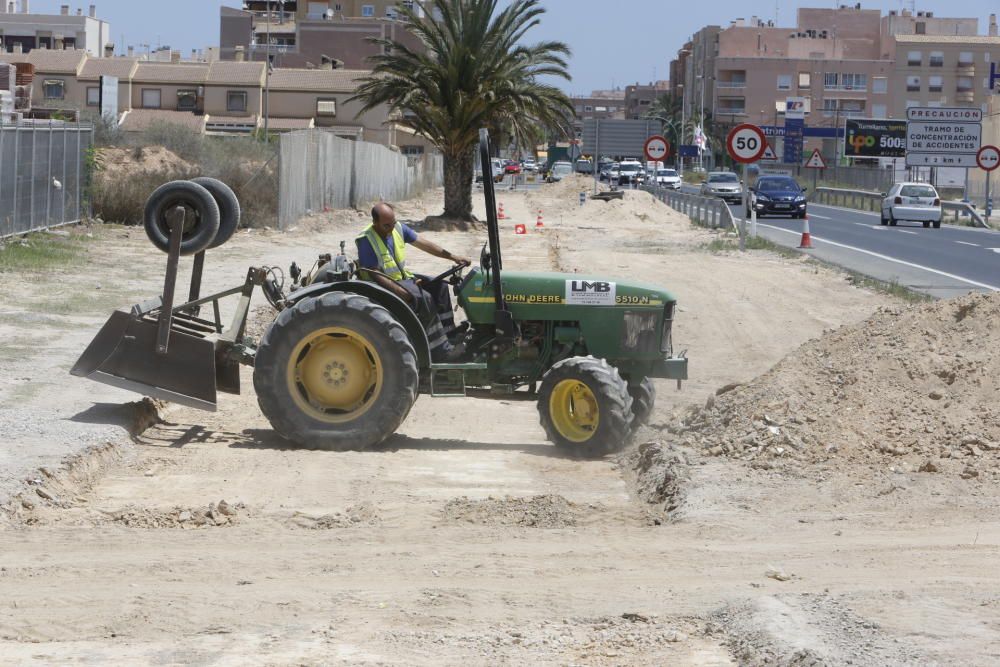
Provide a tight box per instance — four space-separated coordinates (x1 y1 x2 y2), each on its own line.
357 223 414 282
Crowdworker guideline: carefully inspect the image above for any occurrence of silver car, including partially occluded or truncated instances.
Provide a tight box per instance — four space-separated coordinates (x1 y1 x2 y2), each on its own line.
700 171 743 203
881 182 941 228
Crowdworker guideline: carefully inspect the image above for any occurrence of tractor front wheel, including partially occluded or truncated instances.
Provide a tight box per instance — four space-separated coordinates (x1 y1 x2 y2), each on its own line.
253 292 418 450
629 378 656 425
537 356 634 458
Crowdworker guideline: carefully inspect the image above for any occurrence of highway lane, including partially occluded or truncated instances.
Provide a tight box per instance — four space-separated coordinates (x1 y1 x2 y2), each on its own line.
676 183 1000 297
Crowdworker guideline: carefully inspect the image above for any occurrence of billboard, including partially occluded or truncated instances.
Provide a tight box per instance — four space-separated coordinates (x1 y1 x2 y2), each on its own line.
785 97 807 120
843 118 906 158
581 118 661 157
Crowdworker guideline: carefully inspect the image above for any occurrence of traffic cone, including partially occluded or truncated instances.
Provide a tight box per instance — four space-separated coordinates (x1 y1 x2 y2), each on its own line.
535 209 544 229
514 223 527 235
498 202 506 220
799 214 813 249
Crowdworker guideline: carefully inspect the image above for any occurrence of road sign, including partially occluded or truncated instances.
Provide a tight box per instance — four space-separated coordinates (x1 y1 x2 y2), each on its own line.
804 148 827 169
760 143 777 161
643 135 669 163
568 143 582 160
726 124 767 164
906 108 982 167
977 145 1000 172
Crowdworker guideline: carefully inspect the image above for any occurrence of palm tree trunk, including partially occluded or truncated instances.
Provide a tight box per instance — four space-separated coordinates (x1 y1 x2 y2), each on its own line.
443 151 474 221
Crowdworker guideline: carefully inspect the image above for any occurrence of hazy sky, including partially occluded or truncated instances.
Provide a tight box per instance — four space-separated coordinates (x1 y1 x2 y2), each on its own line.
27 0 999 93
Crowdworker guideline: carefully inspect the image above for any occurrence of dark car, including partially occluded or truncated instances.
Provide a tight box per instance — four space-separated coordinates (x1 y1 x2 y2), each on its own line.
749 176 808 218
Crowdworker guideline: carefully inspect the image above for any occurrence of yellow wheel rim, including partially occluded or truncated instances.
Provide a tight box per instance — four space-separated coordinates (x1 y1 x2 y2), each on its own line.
286 326 383 423
549 379 600 443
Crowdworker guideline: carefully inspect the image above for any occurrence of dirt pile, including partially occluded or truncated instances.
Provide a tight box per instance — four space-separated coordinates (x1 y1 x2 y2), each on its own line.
441 494 595 528
106 499 245 528
286 502 381 529
672 292 1000 478
93 146 190 179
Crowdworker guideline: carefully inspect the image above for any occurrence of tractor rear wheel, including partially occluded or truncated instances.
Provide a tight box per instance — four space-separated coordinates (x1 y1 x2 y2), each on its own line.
253 292 418 450
629 378 656 425
537 356 634 458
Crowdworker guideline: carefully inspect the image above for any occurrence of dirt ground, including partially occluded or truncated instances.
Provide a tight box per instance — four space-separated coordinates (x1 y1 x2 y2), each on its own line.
1 176 998 665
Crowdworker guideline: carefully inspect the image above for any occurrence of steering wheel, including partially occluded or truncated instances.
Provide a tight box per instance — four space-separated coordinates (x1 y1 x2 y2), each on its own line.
479 242 491 273
424 261 468 286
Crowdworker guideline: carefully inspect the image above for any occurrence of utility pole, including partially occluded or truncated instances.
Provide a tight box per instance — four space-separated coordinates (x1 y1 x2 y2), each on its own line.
679 84 686 179
699 74 705 171
263 0 273 140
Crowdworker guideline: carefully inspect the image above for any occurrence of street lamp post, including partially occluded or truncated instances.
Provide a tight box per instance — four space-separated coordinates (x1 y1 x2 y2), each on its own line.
678 83 686 179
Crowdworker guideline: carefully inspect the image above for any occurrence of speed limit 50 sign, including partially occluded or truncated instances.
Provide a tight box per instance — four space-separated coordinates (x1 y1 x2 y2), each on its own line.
726 124 767 164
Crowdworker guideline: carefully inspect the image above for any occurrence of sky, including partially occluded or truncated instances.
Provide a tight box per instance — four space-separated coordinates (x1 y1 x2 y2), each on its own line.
25 0 999 93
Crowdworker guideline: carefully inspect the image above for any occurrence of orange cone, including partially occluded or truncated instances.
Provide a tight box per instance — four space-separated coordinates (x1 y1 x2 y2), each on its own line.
514 223 526 235
535 209 544 228
498 202 506 220
799 214 813 249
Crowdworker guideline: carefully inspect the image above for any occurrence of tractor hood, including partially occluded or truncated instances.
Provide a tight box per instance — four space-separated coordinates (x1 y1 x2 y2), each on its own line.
459 269 676 319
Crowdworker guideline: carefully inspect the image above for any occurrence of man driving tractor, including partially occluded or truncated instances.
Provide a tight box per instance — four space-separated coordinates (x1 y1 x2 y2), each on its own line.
356 202 470 362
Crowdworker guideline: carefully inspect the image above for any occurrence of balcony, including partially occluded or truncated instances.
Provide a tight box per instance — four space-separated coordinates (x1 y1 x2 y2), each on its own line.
716 80 746 89
717 107 746 116
956 91 975 103
824 85 868 92
957 64 975 76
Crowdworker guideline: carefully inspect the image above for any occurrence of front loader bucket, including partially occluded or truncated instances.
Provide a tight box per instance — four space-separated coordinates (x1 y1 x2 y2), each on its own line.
71 309 219 411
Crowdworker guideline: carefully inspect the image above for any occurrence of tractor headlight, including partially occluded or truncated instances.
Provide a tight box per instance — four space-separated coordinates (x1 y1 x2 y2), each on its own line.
661 302 675 354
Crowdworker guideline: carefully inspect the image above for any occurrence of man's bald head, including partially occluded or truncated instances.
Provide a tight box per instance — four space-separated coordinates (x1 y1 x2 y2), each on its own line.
371 202 397 238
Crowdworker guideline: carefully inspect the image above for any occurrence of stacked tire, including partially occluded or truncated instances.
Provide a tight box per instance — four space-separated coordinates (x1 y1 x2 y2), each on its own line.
142 177 241 254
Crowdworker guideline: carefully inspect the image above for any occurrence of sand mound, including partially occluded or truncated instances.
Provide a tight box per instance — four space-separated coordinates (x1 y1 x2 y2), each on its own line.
93 146 189 178
672 292 1000 478
441 494 596 528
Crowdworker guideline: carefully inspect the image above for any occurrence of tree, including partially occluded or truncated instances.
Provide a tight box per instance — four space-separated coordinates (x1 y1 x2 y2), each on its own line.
349 0 574 221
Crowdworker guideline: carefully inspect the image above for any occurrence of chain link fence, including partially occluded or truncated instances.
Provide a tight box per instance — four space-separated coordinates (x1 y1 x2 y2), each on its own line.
0 121 93 240
278 130 443 230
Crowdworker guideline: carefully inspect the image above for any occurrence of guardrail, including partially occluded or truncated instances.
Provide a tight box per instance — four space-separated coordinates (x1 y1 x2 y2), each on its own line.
812 186 990 229
642 185 739 233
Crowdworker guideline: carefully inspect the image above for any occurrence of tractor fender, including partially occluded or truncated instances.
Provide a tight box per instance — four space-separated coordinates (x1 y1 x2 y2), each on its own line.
284 281 431 369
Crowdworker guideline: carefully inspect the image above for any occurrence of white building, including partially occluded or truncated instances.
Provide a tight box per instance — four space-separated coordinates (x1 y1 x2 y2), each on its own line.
0 2 111 57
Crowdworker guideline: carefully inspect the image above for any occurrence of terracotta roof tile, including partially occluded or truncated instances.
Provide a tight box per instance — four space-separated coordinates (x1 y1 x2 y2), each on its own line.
79 57 139 80
206 61 265 85
267 68 369 92
133 62 209 84
0 49 86 74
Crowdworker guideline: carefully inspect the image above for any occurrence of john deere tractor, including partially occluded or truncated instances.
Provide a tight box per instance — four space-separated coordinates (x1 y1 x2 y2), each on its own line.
72 130 687 457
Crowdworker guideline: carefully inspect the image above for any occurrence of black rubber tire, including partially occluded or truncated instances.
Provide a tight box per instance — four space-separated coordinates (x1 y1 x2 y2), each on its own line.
537 356 634 458
932 220 941 229
629 378 656 426
888 211 897 226
253 292 418 450
143 180 220 256
880 212 888 226
191 177 240 248
923 221 930 229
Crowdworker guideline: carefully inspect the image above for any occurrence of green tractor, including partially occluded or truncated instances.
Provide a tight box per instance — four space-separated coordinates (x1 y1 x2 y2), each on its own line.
72 130 687 457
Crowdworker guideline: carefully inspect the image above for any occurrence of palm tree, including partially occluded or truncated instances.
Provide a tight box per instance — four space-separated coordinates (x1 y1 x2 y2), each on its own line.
350 0 574 221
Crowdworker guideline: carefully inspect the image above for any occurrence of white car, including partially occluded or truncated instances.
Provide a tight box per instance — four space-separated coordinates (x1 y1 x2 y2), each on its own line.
654 168 681 189
881 182 941 228
522 158 537 173
547 161 574 182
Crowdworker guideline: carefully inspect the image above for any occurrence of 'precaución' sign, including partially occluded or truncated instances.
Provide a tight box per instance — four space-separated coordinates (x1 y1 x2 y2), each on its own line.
565 280 616 306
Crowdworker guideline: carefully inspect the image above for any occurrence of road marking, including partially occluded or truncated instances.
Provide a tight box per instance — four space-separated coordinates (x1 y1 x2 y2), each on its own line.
807 213 832 220
956 241 980 247
898 230 918 235
755 222 1000 291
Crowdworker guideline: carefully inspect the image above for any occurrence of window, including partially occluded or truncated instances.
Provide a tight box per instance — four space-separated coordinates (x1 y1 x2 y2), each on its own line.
872 104 887 117
928 76 943 93
957 77 974 92
574 105 583 113
43 79 65 100
777 74 791 90
842 73 867 90
906 76 921 92
177 89 197 110
361 4 374 16
916 21 926 35
141 89 161 108
907 51 922 66
927 100 942 108
872 77 887 94
401 145 424 156
822 98 837 112
929 51 944 67
401 0 415 8
798 72 811 88
823 72 838 89
906 100 919 108
86 86 100 106
608 106 617 112
316 99 337 116
227 90 248 112
959 51 974 67
584 105 593 112
595 106 607 112
385 5 397 19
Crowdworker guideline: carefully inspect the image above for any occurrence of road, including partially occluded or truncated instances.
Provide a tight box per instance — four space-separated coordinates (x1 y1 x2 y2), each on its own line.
680 184 1000 298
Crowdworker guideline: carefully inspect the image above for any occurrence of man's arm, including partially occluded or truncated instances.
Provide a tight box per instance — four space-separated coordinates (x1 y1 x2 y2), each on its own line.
411 236 470 266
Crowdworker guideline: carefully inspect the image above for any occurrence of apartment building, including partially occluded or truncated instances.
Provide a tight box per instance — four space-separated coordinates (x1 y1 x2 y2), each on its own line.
221 0 425 69
0 47 433 152
569 89 626 136
890 33 1000 118
624 81 669 120
0 2 110 56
